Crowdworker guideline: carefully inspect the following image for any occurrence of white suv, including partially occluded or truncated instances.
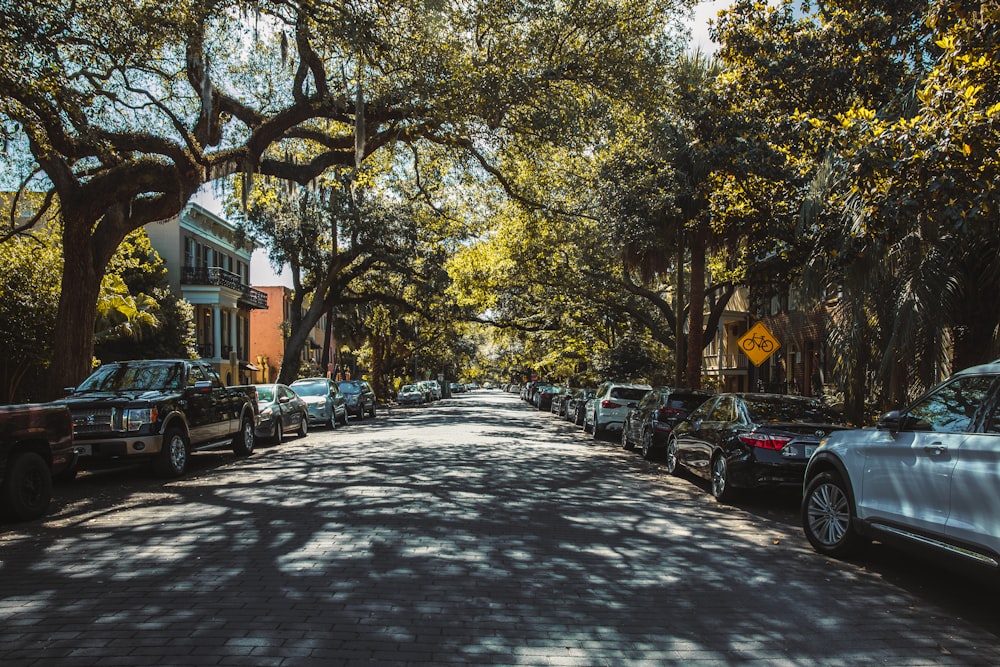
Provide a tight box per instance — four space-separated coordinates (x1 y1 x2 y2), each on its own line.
585 382 652 439
801 362 1000 570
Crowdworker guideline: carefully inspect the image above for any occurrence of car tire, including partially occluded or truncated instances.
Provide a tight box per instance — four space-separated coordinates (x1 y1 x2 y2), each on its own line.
339 409 349 426
802 471 866 558
298 412 309 437
575 410 584 427
664 437 679 474
592 418 603 440
2 451 52 521
273 421 283 446
369 403 377 418
710 453 734 501
641 429 655 460
232 416 255 456
356 405 365 421
621 426 633 450
154 425 189 478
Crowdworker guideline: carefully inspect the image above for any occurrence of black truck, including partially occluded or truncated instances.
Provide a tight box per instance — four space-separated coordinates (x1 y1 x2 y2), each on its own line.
0 403 76 521
61 359 259 478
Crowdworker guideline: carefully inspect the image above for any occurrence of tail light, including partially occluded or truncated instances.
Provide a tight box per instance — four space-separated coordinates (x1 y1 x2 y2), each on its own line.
738 433 792 450
654 408 684 421
601 400 622 409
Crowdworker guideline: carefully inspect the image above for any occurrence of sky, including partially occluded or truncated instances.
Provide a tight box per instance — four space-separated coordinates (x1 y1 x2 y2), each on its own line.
203 0 732 289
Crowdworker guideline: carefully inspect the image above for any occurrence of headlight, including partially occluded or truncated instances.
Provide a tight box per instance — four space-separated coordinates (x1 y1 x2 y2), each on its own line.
125 407 157 431
260 407 274 419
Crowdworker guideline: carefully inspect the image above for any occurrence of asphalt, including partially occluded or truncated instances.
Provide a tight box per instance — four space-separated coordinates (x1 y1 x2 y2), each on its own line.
1 392 999 666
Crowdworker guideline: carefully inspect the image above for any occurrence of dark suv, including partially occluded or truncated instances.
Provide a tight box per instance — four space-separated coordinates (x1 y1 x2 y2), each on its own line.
339 380 377 420
621 387 715 460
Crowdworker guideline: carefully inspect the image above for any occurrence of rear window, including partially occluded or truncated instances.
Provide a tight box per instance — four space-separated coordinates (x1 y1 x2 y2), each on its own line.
744 397 843 424
610 387 650 401
665 393 713 413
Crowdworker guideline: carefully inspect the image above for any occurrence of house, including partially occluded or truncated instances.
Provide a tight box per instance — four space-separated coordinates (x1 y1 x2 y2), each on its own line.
144 202 267 385
249 286 331 384
702 283 832 399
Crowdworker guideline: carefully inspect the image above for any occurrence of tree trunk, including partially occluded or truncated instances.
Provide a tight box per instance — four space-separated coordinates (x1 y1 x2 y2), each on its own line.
674 226 685 387
47 217 103 398
686 229 706 390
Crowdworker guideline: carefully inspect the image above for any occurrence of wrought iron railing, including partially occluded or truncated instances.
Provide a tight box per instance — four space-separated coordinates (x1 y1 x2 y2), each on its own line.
181 266 268 309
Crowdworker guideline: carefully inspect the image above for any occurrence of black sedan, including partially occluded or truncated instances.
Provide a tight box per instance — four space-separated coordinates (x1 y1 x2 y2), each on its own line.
621 387 715 460
665 393 848 501
564 388 595 426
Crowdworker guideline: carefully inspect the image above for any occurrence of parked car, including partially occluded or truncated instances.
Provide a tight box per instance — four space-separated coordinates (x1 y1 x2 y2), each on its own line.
339 379 377 420
621 387 715 460
666 393 848 501
550 389 571 416
254 383 308 444
397 384 425 406
534 385 562 411
801 362 1000 570
0 403 75 521
565 388 595 426
290 377 348 427
62 359 259 478
585 382 652 438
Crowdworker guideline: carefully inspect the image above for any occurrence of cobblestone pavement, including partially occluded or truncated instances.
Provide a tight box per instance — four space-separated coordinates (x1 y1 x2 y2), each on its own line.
2 392 999 666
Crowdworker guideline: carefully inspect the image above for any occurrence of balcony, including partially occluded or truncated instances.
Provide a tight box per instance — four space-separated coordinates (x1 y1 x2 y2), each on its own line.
181 266 268 309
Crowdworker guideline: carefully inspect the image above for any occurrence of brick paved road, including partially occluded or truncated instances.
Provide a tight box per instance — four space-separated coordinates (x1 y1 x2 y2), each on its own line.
2 391 999 666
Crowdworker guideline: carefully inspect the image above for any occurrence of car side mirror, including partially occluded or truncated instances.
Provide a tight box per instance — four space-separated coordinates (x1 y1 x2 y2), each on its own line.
877 410 902 431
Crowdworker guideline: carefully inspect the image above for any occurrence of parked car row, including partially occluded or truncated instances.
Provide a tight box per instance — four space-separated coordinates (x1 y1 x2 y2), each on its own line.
525 362 1000 577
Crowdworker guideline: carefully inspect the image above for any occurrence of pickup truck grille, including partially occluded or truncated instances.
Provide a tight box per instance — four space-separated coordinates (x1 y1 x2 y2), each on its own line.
71 408 120 434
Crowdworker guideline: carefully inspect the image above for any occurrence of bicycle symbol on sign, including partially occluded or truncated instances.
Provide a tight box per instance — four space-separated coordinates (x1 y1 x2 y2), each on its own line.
740 333 774 353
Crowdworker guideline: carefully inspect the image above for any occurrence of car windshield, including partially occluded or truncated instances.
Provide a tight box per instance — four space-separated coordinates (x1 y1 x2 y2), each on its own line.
339 382 361 394
77 362 184 391
744 397 843 424
255 386 275 402
401 385 418 392
291 381 328 397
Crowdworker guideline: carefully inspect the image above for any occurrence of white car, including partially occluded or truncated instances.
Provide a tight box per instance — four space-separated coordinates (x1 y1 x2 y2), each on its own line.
585 382 652 439
801 362 1000 571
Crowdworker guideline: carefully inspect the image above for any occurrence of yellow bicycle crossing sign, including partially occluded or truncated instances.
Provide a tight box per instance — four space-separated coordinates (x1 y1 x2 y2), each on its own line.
738 321 781 367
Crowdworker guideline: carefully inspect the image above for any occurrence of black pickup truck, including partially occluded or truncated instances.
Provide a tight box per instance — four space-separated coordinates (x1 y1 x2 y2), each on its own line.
0 403 76 521
61 359 259 477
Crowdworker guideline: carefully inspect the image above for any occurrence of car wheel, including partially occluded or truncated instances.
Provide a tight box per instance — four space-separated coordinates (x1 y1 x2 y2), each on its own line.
356 405 365 421
340 409 349 426
273 421 283 446
298 412 309 437
154 426 189 478
575 410 584 427
664 437 679 474
369 403 377 418
621 426 633 450
592 418 603 440
802 472 865 558
641 429 655 460
710 453 733 501
232 416 255 456
2 451 52 521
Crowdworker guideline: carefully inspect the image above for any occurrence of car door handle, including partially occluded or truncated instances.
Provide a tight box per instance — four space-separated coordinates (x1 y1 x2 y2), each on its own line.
923 443 947 456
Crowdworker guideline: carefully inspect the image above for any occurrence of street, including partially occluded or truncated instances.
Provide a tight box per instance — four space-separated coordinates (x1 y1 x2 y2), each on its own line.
2 391 999 666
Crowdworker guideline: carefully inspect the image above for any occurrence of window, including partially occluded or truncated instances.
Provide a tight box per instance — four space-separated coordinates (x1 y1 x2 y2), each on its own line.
906 375 996 433
709 397 736 422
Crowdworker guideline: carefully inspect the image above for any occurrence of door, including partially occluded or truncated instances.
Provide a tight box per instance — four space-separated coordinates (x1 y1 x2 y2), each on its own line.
860 374 993 535
946 376 1000 558
676 396 723 476
184 362 218 443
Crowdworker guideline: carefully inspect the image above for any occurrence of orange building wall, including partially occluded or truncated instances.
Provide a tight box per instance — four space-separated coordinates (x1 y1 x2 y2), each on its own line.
249 285 291 383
